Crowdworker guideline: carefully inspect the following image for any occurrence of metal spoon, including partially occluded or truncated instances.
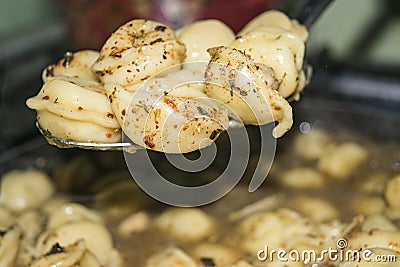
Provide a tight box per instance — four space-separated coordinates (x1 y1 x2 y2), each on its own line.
34 0 333 152
36 119 244 152
35 122 138 151
295 0 333 28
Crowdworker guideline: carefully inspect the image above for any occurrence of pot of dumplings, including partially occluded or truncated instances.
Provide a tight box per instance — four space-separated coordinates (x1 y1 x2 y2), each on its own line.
4 91 400 267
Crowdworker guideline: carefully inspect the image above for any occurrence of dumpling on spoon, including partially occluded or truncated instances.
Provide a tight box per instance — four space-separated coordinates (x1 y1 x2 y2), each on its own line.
92 19 186 87
104 67 230 154
232 10 309 100
204 46 293 138
176 19 235 63
26 50 122 144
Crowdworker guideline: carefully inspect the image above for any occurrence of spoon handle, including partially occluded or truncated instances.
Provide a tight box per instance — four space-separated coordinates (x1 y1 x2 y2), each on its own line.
296 0 334 28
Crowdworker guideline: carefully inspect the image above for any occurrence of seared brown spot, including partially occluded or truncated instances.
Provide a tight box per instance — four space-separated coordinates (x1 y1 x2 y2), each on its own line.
107 113 114 118
42 96 50 100
106 133 112 138
143 135 155 148
110 52 122 58
96 71 105 77
45 66 55 77
45 243 64 256
122 109 126 116
163 98 177 109
150 38 163 45
78 106 83 111
155 25 167 32
200 257 215 267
